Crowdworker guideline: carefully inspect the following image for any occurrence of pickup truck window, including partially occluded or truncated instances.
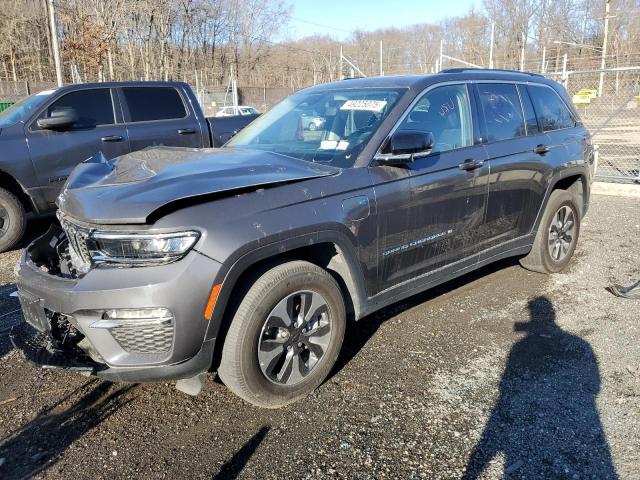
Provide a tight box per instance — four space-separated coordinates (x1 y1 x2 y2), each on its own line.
227 88 404 168
121 87 187 122
527 84 575 131
477 83 526 142
396 84 472 153
41 88 114 128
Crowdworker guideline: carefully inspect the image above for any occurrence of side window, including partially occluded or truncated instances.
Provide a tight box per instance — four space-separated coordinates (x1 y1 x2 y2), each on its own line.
121 87 187 122
41 89 114 128
397 84 473 154
527 84 575 131
477 83 525 142
518 84 540 135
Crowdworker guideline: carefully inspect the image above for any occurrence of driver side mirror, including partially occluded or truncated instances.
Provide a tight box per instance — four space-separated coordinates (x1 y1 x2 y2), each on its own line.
37 107 79 130
375 131 434 166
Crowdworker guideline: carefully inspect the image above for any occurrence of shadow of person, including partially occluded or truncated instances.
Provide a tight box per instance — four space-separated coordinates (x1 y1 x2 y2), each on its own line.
0 379 135 478
463 296 618 479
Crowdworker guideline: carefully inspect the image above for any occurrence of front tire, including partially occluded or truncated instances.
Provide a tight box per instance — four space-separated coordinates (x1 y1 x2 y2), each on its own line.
0 187 26 253
520 189 581 274
218 261 346 408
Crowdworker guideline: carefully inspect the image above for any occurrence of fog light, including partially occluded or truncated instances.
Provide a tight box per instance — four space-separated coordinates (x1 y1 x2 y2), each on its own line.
90 308 173 329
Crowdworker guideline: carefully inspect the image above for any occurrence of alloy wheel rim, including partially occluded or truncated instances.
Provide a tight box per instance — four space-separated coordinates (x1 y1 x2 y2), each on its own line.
258 290 331 386
548 205 576 262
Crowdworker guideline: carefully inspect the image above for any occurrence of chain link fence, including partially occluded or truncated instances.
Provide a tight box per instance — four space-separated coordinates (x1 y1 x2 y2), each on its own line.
195 85 292 116
548 67 640 183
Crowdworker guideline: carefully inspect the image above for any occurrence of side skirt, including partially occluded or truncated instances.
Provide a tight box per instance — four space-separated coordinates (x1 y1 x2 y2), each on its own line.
358 235 534 320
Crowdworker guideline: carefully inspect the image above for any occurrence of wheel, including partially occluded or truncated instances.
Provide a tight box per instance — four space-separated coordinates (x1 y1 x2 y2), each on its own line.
0 187 26 253
218 261 346 408
520 189 581 274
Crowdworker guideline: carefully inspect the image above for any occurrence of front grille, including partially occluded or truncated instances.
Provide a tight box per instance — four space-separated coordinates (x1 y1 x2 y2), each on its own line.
57 213 92 272
111 323 174 354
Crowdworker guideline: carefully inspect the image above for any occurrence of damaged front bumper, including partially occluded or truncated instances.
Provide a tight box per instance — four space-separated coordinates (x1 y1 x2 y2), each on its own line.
12 226 221 383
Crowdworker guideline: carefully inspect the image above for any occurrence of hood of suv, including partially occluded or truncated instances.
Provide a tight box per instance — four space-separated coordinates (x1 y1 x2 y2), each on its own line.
57 147 340 224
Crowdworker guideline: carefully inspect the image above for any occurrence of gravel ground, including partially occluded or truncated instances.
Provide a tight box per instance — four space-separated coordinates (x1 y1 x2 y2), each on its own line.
0 194 638 480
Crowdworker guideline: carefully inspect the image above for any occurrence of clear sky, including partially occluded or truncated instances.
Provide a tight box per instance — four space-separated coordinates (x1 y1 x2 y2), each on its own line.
281 0 482 40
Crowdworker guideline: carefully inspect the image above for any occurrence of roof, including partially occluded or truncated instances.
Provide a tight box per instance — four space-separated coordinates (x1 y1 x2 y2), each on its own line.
304 69 556 94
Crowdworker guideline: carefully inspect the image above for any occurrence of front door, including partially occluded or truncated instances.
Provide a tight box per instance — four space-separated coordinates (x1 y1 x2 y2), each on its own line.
26 87 130 207
372 83 489 292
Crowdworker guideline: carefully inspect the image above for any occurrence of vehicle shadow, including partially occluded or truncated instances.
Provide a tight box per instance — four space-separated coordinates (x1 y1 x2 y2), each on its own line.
331 258 521 378
463 296 618 479
0 379 135 479
212 426 270 479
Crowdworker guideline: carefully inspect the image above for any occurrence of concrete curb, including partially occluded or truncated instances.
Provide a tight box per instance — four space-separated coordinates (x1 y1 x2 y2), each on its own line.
592 181 640 198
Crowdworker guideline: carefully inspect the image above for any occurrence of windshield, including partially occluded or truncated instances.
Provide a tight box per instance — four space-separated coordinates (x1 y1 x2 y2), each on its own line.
0 90 54 128
228 88 404 168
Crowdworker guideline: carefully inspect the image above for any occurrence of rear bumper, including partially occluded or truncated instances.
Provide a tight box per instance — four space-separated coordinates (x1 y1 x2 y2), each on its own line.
13 229 222 382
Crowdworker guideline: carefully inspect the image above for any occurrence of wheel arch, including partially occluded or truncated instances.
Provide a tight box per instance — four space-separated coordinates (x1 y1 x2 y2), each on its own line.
205 231 368 370
0 169 33 213
533 169 589 233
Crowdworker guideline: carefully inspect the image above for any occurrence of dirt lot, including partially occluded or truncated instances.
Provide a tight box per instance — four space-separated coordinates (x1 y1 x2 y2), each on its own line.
0 194 638 479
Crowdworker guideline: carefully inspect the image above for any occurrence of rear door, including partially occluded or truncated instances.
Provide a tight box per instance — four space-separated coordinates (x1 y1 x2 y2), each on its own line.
118 86 205 151
474 82 551 253
25 87 129 206
372 83 489 292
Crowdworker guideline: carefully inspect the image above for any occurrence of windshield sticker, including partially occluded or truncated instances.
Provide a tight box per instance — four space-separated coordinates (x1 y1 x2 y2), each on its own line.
320 140 338 150
337 140 350 150
340 100 387 112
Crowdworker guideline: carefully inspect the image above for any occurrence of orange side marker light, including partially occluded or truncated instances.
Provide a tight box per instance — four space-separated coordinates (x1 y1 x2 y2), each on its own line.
204 283 222 320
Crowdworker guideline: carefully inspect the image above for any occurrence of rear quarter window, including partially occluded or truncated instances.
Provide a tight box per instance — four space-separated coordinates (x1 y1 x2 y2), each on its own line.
121 87 187 123
527 84 575 131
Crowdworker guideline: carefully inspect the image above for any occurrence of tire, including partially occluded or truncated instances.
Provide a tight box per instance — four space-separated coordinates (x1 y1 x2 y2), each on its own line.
520 189 581 274
0 187 26 253
218 261 346 408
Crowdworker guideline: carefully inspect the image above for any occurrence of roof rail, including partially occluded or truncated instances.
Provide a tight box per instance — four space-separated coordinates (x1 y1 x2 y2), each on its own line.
439 68 545 78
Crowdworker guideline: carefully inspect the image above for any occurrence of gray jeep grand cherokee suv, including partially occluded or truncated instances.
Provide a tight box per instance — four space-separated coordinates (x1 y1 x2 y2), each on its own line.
12 69 594 408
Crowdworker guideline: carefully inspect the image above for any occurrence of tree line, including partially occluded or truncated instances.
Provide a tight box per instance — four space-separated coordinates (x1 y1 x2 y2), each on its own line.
1 0 639 90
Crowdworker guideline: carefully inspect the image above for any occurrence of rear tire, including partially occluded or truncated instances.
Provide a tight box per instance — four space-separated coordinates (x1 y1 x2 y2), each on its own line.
218 261 346 408
0 187 26 253
520 189 581 274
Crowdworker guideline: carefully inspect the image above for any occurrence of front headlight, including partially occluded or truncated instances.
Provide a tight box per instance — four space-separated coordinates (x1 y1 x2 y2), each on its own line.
89 231 200 266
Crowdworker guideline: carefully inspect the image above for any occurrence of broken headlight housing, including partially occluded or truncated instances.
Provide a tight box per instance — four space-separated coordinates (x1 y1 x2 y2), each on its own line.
89 231 200 267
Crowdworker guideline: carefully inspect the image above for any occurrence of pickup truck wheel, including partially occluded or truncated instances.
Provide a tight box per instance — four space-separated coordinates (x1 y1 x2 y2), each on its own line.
218 261 346 408
520 189 581 274
0 188 26 253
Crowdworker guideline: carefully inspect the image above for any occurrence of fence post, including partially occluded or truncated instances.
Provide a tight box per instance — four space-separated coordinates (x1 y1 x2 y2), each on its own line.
561 54 568 89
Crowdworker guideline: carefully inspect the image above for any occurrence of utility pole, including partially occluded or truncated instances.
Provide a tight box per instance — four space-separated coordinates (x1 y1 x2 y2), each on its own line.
339 46 343 80
598 0 611 97
47 0 63 87
489 22 495 69
541 46 546 73
439 39 444 71
379 40 383 76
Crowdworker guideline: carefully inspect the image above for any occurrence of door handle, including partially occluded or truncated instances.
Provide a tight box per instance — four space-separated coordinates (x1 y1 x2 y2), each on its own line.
101 135 123 142
458 159 484 171
534 144 550 155
178 128 196 135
